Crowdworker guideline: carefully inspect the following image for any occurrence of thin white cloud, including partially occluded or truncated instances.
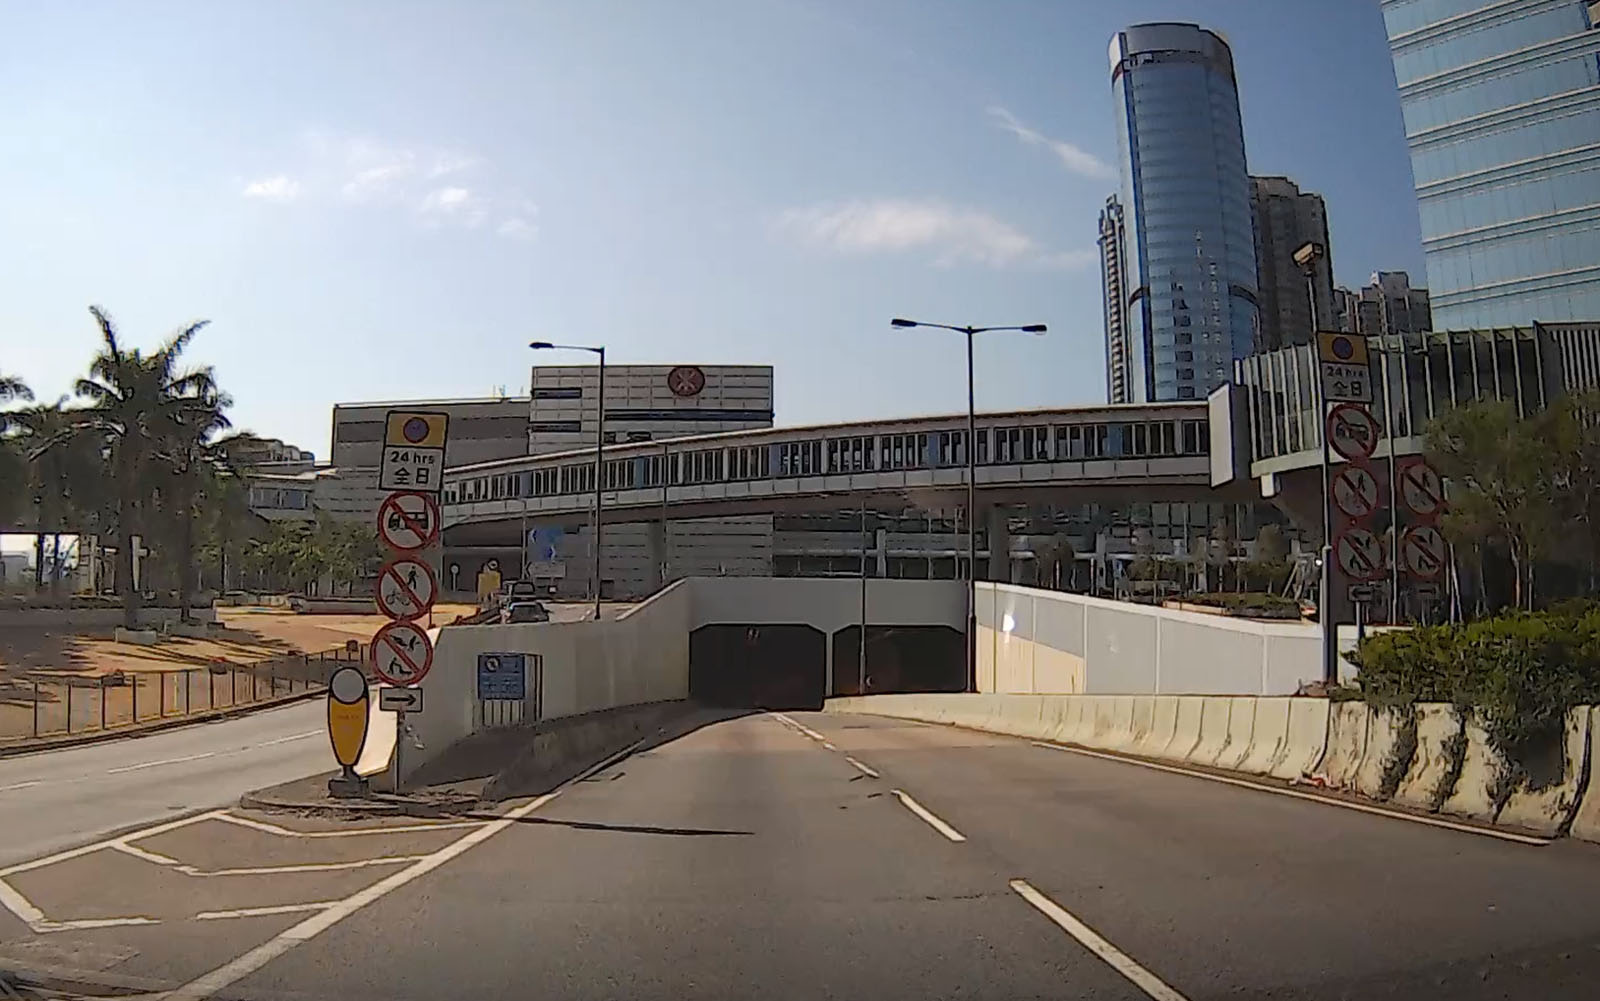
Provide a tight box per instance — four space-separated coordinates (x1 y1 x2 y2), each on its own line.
776 198 1089 270
428 152 481 178
987 106 1115 180
497 217 536 240
418 186 487 228
241 175 300 203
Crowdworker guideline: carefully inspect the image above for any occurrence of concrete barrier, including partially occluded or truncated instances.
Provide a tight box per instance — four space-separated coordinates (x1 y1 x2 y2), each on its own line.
1441 715 1503 823
1568 708 1600 843
1129 696 1155 755
1392 705 1462 812
1136 696 1180 758
1162 696 1205 762
1352 707 1408 801
1320 702 1370 790
1188 697 1234 766
1214 698 1257 771
1268 699 1330 781
1236 697 1290 776
1498 708 1591 836
1042 695 1085 744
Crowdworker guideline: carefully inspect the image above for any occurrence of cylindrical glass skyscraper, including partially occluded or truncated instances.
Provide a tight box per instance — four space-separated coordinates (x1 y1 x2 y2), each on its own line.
1110 23 1260 402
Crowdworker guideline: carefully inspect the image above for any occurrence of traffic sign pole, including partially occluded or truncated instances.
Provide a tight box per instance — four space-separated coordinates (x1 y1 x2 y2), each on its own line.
1320 397 1336 686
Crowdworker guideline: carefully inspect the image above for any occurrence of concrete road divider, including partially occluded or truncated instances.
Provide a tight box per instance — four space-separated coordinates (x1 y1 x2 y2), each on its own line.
1487 708 1590 836
1440 715 1502 823
1353 707 1408 801
1568 708 1600 843
1268 698 1331 781
1237 697 1290 776
1393 705 1462 812
1215 698 1257 771
1189 697 1234 767
1320 702 1371 791
1129 696 1154 755
1162 696 1205 762
1137 696 1180 759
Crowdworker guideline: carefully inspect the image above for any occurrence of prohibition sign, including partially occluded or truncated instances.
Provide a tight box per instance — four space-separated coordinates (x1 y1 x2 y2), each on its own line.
1397 459 1446 519
667 365 705 397
378 491 441 552
1334 527 1385 582
1400 524 1447 579
375 557 438 621
1332 465 1381 520
1326 403 1380 462
371 620 434 686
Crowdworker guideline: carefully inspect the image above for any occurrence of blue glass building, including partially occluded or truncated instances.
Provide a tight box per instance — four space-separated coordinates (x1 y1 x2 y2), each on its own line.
1384 0 1600 328
1109 23 1260 403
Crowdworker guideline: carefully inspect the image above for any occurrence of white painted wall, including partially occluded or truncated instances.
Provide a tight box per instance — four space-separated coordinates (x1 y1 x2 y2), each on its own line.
978 582 1324 696
689 576 964 633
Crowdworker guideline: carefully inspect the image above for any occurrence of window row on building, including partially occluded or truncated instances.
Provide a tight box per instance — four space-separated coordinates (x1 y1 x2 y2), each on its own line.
445 418 1210 505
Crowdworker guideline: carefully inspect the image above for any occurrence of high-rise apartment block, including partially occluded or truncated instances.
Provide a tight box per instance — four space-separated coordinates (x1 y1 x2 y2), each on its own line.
1250 176 1335 348
1334 271 1433 337
1383 0 1600 329
1099 195 1132 404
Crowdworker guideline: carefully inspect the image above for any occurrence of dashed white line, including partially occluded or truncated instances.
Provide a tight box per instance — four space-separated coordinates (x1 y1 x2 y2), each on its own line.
843 755 879 778
1028 740 1550 846
821 741 838 750
257 730 321 747
106 752 216 774
0 780 41 792
1010 879 1189 1001
891 789 966 842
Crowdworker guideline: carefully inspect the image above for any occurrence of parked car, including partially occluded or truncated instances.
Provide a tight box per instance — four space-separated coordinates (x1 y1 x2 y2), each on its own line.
501 600 550 624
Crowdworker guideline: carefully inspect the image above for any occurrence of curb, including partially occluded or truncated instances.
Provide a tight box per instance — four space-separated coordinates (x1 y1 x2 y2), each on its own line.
0 687 327 759
239 783 482 820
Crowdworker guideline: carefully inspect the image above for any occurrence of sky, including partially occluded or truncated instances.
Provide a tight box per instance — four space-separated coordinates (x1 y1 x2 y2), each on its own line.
0 0 1420 460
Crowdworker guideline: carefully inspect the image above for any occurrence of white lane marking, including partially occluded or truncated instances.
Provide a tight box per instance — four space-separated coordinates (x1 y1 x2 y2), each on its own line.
195 902 337 921
0 780 42 793
110 842 185 867
890 789 966 842
210 812 484 838
1028 741 1550 846
0 878 158 934
821 741 837 750
0 810 225 878
106 840 425 877
257 730 321 747
106 752 215 774
164 790 564 1001
1010 879 1189 1001
843 755 879 778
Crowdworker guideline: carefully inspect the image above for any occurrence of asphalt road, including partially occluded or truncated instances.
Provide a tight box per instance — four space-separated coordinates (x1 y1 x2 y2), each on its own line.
0 700 332 867
6 709 1600 1000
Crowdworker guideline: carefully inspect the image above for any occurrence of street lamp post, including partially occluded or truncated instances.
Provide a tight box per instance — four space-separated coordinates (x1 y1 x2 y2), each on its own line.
890 318 1047 693
529 341 606 622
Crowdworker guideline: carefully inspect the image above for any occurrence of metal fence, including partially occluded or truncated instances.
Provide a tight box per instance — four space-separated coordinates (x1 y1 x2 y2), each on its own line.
0 645 368 746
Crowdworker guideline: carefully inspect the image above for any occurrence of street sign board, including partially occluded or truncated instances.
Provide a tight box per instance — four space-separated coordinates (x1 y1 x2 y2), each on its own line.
1331 465 1382 520
371 621 435 686
1398 459 1446 519
1326 403 1380 462
1414 581 1442 601
377 492 441 552
378 411 449 494
1318 333 1374 404
327 666 369 770
1334 527 1385 582
525 560 566 579
667 365 706 398
477 652 528 700
1400 524 1447 579
1347 584 1375 603
379 686 424 713
376 557 438 621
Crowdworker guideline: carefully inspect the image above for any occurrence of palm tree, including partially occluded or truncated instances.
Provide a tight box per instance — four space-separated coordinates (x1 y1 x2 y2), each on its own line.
155 387 232 621
0 372 35 532
13 399 98 594
74 307 219 628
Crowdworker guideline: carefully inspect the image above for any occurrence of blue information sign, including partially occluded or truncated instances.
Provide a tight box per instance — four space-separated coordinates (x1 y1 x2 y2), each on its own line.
477 653 527 700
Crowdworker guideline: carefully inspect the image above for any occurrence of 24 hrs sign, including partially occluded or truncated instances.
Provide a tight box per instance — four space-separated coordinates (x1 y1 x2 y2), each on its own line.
378 411 449 494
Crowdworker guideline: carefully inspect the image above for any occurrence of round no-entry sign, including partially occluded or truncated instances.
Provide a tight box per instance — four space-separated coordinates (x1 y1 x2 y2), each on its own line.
1398 459 1446 519
1332 465 1382 521
1333 527 1386 582
371 621 435 686
378 491 441 552
1400 524 1448 579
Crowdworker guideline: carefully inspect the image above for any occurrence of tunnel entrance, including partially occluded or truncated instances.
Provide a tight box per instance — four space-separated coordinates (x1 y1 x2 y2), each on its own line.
689 624 827 710
830 625 965 696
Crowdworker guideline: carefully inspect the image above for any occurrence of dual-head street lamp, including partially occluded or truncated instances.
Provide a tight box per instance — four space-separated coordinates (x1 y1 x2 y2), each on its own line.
529 341 606 622
889 318 1047 692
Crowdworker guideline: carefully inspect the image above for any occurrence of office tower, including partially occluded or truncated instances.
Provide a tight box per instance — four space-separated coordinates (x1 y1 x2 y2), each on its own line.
1335 272 1433 337
1384 0 1600 328
1099 195 1132 404
1250 176 1335 348
1109 22 1260 402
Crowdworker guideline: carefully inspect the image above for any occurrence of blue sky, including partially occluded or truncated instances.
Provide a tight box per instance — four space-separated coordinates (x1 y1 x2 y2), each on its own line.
0 0 1418 459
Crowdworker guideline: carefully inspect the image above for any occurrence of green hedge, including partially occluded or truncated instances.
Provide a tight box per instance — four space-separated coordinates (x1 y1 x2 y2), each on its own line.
1350 605 1600 761
1184 592 1303 618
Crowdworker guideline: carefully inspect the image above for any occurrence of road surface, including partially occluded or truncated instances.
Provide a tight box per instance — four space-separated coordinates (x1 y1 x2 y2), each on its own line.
4 709 1600 999
0 700 331 867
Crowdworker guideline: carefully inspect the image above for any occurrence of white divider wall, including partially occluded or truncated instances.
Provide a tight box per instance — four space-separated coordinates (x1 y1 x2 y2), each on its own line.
976 582 1322 696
